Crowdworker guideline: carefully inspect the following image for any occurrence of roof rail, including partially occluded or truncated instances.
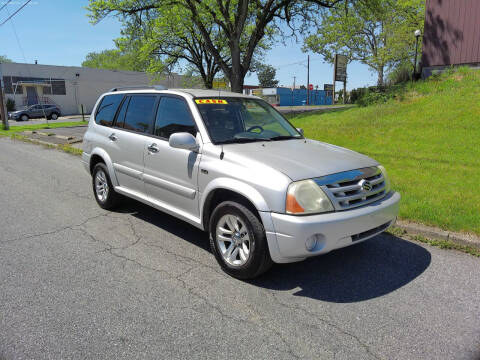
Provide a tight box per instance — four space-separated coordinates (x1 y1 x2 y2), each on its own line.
108 85 168 92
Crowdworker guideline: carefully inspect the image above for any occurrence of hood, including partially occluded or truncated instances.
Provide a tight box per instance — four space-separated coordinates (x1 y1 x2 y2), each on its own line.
223 139 378 181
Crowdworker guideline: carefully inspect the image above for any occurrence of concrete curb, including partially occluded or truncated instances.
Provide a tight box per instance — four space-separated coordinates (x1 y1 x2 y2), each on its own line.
395 220 480 250
23 130 81 143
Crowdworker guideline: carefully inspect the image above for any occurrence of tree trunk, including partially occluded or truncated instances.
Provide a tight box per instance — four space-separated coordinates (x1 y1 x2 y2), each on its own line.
204 73 214 89
229 73 244 93
229 42 244 93
377 66 384 87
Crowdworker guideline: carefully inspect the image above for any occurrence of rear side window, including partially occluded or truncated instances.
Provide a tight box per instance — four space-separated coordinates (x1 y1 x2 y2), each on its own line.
95 94 123 127
154 97 196 139
123 95 157 133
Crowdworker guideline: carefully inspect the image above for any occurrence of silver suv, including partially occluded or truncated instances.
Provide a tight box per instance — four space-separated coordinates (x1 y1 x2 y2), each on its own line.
82 87 400 279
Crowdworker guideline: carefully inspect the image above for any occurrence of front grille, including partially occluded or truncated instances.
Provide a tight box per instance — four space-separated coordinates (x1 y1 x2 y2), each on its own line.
351 221 392 242
315 167 387 211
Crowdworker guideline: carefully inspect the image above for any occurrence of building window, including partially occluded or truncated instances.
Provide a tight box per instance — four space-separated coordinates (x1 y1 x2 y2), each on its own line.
51 79 66 95
2 76 66 95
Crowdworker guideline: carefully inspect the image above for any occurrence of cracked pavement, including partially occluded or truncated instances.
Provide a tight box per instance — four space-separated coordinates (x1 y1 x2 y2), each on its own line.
0 137 479 360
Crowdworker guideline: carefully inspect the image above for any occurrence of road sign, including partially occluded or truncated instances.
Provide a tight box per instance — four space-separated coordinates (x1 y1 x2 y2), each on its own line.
308 84 313 91
324 84 334 91
334 54 348 82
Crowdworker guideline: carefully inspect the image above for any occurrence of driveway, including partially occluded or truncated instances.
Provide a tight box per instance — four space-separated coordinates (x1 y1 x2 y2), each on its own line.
0 137 479 360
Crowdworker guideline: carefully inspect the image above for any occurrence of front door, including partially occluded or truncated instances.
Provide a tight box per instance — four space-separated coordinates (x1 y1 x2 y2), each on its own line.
26 87 38 105
143 95 201 219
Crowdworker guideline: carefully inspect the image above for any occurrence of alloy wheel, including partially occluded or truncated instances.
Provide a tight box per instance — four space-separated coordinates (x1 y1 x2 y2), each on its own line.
216 214 251 266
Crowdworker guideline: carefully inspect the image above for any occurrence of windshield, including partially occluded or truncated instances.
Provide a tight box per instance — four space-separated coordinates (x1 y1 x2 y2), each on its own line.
195 97 302 144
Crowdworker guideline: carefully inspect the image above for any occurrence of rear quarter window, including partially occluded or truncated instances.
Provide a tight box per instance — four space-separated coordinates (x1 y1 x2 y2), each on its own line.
95 94 124 127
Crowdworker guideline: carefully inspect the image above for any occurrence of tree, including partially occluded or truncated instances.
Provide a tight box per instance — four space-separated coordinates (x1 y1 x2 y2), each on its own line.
114 4 228 89
257 64 279 87
304 0 424 86
0 55 12 63
87 0 343 93
82 48 149 72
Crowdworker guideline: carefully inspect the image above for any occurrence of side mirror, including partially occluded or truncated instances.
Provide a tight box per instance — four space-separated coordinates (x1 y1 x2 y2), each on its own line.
169 132 199 152
296 128 304 136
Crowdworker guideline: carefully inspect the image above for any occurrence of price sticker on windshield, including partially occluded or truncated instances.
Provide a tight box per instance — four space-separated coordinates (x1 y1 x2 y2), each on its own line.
195 99 228 104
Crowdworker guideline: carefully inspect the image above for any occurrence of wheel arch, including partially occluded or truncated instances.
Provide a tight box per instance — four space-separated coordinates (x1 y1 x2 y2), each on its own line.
88 147 119 186
200 179 270 231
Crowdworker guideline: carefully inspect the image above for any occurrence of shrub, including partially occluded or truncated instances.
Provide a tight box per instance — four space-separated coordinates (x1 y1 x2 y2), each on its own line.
6 98 15 112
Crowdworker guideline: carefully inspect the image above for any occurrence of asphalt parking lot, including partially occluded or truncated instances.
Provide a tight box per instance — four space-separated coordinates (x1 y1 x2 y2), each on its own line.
1 137 479 360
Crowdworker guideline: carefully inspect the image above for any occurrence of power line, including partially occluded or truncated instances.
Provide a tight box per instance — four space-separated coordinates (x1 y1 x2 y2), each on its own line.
0 0 31 27
5 4 28 63
0 0 13 13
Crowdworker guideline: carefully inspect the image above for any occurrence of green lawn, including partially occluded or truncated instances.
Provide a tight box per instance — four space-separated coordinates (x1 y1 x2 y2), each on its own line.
289 67 480 235
0 121 88 136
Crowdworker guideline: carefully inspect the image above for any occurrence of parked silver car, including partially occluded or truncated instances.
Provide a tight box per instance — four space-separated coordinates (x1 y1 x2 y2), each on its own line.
82 87 400 279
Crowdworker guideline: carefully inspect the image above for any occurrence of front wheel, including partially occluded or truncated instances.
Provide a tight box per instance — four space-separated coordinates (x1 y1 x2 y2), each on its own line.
92 163 122 210
50 113 59 120
20 114 29 121
209 201 272 279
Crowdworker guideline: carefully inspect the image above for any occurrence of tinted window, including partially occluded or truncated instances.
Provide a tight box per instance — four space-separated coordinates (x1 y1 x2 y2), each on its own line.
95 94 124 127
154 97 196 139
123 95 157 133
114 97 130 129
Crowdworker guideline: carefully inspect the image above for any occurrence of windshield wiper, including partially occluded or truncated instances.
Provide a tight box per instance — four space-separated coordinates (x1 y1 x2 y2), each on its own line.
216 136 272 144
269 135 302 141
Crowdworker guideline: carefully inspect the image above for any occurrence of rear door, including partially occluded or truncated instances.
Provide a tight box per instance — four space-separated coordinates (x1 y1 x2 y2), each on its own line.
93 93 158 195
143 95 201 219
108 94 159 195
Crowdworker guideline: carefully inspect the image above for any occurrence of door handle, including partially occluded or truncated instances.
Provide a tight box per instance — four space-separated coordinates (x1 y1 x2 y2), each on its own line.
148 143 159 153
109 133 117 141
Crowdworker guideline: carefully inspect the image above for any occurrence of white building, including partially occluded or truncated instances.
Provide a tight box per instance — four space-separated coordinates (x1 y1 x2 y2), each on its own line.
0 62 200 115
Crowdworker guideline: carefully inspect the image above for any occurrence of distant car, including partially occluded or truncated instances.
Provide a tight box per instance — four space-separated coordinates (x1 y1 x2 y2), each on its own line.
8 104 61 121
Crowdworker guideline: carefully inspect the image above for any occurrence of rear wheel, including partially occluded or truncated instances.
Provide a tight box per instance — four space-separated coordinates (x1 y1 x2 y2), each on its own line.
50 113 59 120
209 201 272 279
92 163 121 210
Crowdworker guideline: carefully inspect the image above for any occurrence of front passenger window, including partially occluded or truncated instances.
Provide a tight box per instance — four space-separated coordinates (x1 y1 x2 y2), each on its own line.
154 97 196 139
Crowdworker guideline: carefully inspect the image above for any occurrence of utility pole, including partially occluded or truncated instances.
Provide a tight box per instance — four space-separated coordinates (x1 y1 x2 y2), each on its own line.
292 76 296 106
0 79 9 130
333 56 336 105
306 55 310 106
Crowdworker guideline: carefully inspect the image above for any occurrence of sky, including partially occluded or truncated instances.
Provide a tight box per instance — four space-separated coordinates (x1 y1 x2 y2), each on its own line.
0 0 377 90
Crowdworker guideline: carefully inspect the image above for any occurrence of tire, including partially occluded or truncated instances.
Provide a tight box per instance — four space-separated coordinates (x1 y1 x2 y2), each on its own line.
20 114 29 121
209 201 273 279
50 113 59 120
92 163 122 210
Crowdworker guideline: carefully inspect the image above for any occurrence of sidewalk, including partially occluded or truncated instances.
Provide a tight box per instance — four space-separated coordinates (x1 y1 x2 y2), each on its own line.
20 125 87 149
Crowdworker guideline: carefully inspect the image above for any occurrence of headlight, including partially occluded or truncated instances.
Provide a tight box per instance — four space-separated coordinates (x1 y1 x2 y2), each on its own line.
378 165 391 193
286 179 334 214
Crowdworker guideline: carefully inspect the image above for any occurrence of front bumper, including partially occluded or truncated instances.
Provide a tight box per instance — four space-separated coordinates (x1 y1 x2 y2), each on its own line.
261 191 400 263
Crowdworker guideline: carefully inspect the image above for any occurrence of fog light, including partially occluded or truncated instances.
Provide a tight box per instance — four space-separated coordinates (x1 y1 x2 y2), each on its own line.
305 235 318 251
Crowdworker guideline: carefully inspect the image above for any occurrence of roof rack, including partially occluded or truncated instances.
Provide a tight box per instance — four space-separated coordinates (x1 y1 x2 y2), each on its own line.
108 85 168 92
